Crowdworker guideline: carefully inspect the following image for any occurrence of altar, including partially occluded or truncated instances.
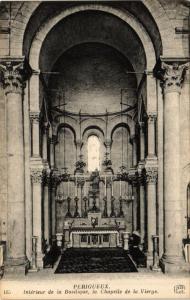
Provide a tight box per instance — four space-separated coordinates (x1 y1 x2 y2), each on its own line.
63 211 126 249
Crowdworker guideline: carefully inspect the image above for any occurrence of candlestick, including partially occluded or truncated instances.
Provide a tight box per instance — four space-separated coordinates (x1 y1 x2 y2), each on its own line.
75 176 77 196
84 180 86 196
105 176 107 196
68 179 70 197
111 177 114 196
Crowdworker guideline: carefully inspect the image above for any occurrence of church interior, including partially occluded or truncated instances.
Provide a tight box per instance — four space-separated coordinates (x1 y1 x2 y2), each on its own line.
0 0 190 277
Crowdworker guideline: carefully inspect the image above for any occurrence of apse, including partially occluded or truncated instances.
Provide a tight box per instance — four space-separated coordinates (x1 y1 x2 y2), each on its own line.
48 42 137 114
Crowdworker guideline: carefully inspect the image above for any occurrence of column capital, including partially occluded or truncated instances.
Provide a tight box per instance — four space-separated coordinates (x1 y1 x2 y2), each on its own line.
154 58 189 94
75 139 83 148
31 168 45 184
145 166 158 184
0 57 31 95
147 112 157 123
104 138 112 147
30 111 41 123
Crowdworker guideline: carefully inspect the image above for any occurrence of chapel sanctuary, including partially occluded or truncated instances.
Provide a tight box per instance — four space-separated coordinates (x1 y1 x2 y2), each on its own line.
0 0 190 277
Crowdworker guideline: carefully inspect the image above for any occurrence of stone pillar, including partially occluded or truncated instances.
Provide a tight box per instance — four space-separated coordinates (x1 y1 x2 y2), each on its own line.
30 111 40 157
139 122 145 161
139 177 146 246
147 113 157 158
50 135 56 169
76 139 82 160
103 139 113 174
0 58 29 273
43 173 50 244
42 123 48 162
146 167 157 266
131 135 137 167
50 173 59 242
31 168 44 268
132 181 138 231
156 61 189 272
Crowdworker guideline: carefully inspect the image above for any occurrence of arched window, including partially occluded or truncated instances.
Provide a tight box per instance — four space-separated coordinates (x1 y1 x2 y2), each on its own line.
87 135 100 172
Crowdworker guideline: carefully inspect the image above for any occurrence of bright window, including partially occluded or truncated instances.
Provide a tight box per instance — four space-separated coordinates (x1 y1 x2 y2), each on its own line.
87 135 100 172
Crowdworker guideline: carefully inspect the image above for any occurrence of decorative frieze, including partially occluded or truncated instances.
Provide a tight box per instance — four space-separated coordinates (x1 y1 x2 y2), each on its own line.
0 58 31 95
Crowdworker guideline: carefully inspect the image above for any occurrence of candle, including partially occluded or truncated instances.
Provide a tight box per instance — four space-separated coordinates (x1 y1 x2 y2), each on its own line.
84 180 86 196
75 176 77 196
119 179 121 196
68 179 70 197
105 176 107 196
111 177 114 196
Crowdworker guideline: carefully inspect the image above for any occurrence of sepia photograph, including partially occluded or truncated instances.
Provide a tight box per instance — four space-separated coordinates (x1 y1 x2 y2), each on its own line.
0 0 190 299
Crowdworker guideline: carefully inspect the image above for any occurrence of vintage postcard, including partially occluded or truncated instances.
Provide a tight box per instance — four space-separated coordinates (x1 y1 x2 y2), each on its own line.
0 0 190 299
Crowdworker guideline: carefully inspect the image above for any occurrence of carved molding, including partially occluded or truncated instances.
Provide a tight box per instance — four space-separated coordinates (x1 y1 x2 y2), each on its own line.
0 58 31 95
145 167 158 184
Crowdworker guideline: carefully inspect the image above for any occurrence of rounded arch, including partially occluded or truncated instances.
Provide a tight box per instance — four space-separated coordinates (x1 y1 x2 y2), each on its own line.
54 116 79 139
12 1 180 60
28 4 156 71
82 125 105 140
56 122 76 142
110 122 131 143
108 115 135 140
87 135 101 172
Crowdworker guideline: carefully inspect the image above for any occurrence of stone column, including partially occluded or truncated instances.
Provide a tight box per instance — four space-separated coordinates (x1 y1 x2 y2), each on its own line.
0 58 29 273
50 135 56 169
43 173 50 244
30 111 40 157
132 181 138 231
156 61 189 272
139 122 145 161
42 123 48 162
50 173 59 242
103 139 113 174
147 113 157 158
146 167 157 266
131 135 137 167
76 139 82 160
139 176 146 246
31 168 44 268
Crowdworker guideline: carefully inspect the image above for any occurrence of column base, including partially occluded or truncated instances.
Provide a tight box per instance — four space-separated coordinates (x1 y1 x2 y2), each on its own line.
4 257 29 275
36 252 44 269
150 264 162 272
146 253 153 268
160 255 190 273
